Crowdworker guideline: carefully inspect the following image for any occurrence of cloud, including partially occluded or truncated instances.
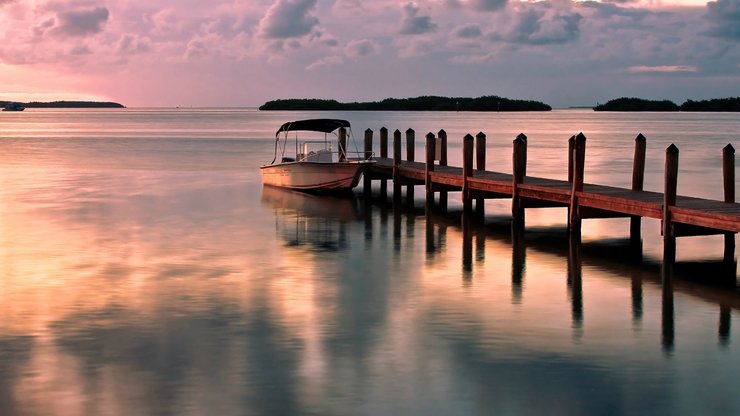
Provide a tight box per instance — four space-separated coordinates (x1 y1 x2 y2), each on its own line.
399 3 437 35
627 65 699 73
469 0 508 12
117 34 151 56
493 5 583 45
306 55 343 70
454 24 483 39
33 18 56 38
705 0 740 41
258 0 320 39
70 43 91 55
333 0 367 13
345 39 380 59
53 6 109 37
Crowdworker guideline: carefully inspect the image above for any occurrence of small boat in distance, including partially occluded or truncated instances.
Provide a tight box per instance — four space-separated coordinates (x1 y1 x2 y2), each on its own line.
2 102 25 111
260 118 373 192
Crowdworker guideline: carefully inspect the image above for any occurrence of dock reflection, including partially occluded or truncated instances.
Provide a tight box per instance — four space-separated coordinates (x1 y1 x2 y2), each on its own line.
417 204 739 350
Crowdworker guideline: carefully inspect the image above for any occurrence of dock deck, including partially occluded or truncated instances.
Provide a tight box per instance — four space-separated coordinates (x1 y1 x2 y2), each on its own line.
359 128 738 262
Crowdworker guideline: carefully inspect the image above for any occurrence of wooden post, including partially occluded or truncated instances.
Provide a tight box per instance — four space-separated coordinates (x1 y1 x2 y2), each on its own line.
723 144 735 265
425 132 436 207
463 134 474 212
338 127 348 162
380 127 389 198
663 144 679 263
567 135 575 183
364 128 373 198
569 133 587 235
512 134 528 225
438 129 448 213
406 128 415 162
393 129 402 205
475 132 486 218
439 129 448 166
406 128 415 205
630 133 647 246
380 127 389 158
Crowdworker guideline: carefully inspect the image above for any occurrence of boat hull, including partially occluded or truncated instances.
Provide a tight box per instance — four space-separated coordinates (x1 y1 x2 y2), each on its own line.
260 161 368 191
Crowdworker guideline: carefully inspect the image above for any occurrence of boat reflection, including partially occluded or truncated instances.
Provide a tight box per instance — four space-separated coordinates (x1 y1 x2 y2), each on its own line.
261 186 360 252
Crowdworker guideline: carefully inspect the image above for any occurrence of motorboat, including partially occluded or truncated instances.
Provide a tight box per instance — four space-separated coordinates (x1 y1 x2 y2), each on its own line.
260 118 373 192
2 102 25 111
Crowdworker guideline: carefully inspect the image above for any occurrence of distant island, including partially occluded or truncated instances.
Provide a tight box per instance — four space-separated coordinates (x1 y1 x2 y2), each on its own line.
259 96 552 111
0 100 125 109
594 97 740 112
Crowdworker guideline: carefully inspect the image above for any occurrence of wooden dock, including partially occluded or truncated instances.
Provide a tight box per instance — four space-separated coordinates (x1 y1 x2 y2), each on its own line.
358 127 739 264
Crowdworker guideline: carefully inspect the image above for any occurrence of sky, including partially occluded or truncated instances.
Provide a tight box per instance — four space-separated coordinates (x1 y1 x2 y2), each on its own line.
0 0 738 108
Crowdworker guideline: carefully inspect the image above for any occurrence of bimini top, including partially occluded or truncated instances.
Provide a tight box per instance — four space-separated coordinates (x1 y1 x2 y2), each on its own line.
276 119 350 137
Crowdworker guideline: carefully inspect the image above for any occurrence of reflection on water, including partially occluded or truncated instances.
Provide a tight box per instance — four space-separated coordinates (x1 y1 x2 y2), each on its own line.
261 187 360 252
1 109 739 415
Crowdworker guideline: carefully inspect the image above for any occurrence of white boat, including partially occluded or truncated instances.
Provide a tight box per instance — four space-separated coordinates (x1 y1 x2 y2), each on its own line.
260 119 373 192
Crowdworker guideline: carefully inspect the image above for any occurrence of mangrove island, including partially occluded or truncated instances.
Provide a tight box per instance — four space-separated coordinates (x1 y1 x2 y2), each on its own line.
0 100 125 109
594 97 740 112
259 96 552 111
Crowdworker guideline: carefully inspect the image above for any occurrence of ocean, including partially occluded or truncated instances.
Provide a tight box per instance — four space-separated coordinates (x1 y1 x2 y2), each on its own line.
0 108 739 415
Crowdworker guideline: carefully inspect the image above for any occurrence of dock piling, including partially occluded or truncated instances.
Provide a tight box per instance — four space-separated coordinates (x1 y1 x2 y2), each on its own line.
568 135 575 183
663 144 680 262
463 134 475 213
364 128 373 198
475 132 487 218
512 134 528 225
631 133 647 247
380 127 388 198
393 129 402 205
723 144 735 266
569 133 587 235
425 132 436 206
438 129 448 213
406 128 416 205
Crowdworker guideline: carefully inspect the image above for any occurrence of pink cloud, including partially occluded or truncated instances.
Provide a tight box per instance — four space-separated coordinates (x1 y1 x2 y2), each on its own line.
53 6 109 36
258 0 319 39
627 65 699 73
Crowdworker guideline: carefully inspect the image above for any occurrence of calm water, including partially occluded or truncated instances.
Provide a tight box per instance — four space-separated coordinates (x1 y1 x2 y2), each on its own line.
1 108 739 415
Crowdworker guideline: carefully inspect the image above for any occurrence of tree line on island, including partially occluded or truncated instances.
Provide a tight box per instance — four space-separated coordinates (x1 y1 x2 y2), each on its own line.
259 96 552 111
594 97 740 112
260 96 740 112
0 100 125 108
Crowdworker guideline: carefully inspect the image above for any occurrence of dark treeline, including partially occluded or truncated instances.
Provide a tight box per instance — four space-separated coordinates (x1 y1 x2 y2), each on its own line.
260 96 552 111
594 97 740 112
680 97 740 112
1 100 125 108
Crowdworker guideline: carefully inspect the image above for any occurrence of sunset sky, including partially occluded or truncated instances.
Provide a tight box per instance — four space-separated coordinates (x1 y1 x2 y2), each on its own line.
1 0 738 107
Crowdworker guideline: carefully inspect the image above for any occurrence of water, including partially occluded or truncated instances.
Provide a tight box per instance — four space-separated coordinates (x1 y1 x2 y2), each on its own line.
1 108 739 415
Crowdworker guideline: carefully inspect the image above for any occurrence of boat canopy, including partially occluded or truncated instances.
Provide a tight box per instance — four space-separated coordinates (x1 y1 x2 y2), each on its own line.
276 119 350 137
